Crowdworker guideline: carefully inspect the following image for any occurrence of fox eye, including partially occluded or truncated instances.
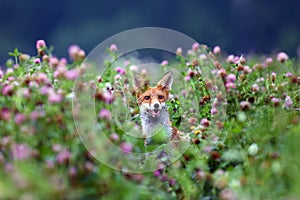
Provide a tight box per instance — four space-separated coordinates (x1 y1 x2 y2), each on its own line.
158 95 164 100
144 96 150 100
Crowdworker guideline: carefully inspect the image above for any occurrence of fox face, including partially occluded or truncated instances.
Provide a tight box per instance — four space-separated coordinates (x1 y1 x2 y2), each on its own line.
133 71 173 118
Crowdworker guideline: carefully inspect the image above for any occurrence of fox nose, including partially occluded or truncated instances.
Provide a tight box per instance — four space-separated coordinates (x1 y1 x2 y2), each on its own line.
154 103 160 109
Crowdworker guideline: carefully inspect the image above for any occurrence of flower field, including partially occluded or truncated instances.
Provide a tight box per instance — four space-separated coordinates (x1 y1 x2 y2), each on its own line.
0 40 299 200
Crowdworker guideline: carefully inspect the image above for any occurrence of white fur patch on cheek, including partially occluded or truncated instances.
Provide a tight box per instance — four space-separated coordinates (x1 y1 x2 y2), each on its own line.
140 103 151 112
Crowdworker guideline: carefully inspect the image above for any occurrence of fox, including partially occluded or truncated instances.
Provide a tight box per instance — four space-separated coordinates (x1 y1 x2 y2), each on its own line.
133 71 182 145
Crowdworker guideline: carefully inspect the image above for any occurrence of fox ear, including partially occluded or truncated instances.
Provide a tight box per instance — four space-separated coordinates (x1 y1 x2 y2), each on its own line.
133 72 144 90
157 71 173 90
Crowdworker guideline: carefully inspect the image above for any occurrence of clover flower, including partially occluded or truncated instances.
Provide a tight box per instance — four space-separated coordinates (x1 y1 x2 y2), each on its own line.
277 52 289 63
36 39 46 49
120 142 132 154
98 108 112 120
213 46 221 54
109 44 118 51
11 143 32 160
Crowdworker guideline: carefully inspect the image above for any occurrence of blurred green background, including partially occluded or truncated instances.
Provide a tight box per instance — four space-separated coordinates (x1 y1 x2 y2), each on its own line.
0 0 300 63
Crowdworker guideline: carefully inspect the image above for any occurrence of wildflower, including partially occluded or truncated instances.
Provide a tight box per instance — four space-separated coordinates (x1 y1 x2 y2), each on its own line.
11 143 32 160
1 85 14 96
30 110 44 120
98 108 112 120
56 149 71 164
48 90 63 104
240 101 251 110
153 170 161 177
271 97 281 107
285 72 292 77
248 143 259 156
169 178 177 186
243 66 252 74
211 107 218 115
65 69 79 80
19 54 30 62
49 57 59 67
14 113 26 125
34 58 41 64
68 45 80 61
225 82 236 92
251 84 259 92
0 107 11 121
219 188 237 200
85 161 95 172
161 60 168 66
226 74 236 83
200 118 210 127
213 46 221 54
36 39 46 49
69 166 78 177
109 44 118 51
114 74 122 80
192 42 200 51
199 54 207 60
226 55 235 63
266 57 273 65
284 96 293 108
110 133 119 141
185 76 191 81
120 142 132 154
129 65 138 71
176 47 182 55
277 52 289 63
116 67 126 75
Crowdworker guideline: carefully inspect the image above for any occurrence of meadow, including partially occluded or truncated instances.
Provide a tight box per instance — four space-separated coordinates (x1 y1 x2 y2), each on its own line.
0 40 299 200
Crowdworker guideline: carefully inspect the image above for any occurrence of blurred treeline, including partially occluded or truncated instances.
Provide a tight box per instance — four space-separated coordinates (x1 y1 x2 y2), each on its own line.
0 0 300 63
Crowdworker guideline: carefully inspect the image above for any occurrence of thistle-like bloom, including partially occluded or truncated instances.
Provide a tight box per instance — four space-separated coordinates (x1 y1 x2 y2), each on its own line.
36 39 46 49
277 52 289 63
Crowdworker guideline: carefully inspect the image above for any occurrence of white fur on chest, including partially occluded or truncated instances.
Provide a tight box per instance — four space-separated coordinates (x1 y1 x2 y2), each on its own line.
140 107 172 138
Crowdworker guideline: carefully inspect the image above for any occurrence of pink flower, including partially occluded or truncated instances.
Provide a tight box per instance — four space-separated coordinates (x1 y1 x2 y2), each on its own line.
69 166 78 177
49 57 59 67
36 39 46 49
65 69 79 80
114 74 122 80
98 108 111 120
116 67 126 75
200 118 210 127
110 133 119 141
226 74 236 83
211 107 218 115
34 58 41 64
240 101 251 110
109 44 118 51
68 45 81 61
1 85 14 96
0 69 3 78
161 60 169 66
153 170 161 177
219 188 237 200
0 107 11 121
226 55 235 63
120 142 132 154
266 57 273 65
48 91 63 104
30 110 44 120
285 72 292 77
213 46 221 54
56 149 71 164
11 143 32 160
271 97 281 107
192 42 200 51
225 82 236 92
185 76 191 81
251 84 259 92
243 66 252 74
284 96 293 108
277 52 289 62
14 113 26 125
176 47 183 55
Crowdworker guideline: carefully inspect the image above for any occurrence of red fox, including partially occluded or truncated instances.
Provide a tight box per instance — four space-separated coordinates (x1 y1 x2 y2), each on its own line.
133 71 183 145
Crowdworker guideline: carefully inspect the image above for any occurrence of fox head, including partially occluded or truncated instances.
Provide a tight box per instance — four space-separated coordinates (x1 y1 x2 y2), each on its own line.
133 71 173 117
